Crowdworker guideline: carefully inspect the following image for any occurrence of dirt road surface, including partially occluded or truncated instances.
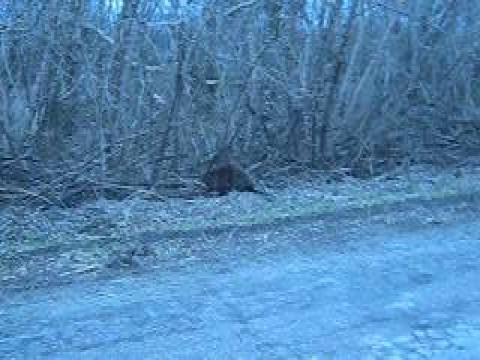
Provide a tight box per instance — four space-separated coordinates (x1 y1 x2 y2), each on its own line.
1 203 480 359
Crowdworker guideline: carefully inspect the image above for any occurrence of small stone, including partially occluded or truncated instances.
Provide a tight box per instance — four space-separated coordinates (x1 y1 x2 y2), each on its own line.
386 355 403 360
450 336 469 349
417 319 431 329
426 329 444 340
416 348 432 358
436 339 451 349
453 324 472 336
406 354 422 360
412 330 426 339
378 341 394 349
396 335 412 343
389 300 415 311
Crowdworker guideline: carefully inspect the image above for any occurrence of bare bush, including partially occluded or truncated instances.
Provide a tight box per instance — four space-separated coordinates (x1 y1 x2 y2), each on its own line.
1 0 478 206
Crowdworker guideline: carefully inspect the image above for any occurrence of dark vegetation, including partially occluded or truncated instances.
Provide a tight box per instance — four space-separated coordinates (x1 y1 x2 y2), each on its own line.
1 1 479 208
202 162 257 196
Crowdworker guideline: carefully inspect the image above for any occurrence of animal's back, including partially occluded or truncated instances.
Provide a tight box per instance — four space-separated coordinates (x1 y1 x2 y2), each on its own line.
202 162 256 195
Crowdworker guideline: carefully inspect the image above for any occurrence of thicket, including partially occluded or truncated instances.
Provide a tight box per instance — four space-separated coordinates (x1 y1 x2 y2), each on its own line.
1 0 479 206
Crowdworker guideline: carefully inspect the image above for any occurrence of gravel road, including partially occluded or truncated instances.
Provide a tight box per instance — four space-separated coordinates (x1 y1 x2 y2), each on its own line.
1 205 480 359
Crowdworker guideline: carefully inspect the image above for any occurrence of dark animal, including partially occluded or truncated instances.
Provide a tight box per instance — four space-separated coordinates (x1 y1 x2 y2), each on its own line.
201 162 258 196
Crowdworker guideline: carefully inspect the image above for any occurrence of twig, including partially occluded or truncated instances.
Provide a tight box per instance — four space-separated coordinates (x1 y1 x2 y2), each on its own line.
225 0 259 17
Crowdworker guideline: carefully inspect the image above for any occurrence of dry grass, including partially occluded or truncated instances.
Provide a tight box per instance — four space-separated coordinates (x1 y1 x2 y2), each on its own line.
1 162 479 292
